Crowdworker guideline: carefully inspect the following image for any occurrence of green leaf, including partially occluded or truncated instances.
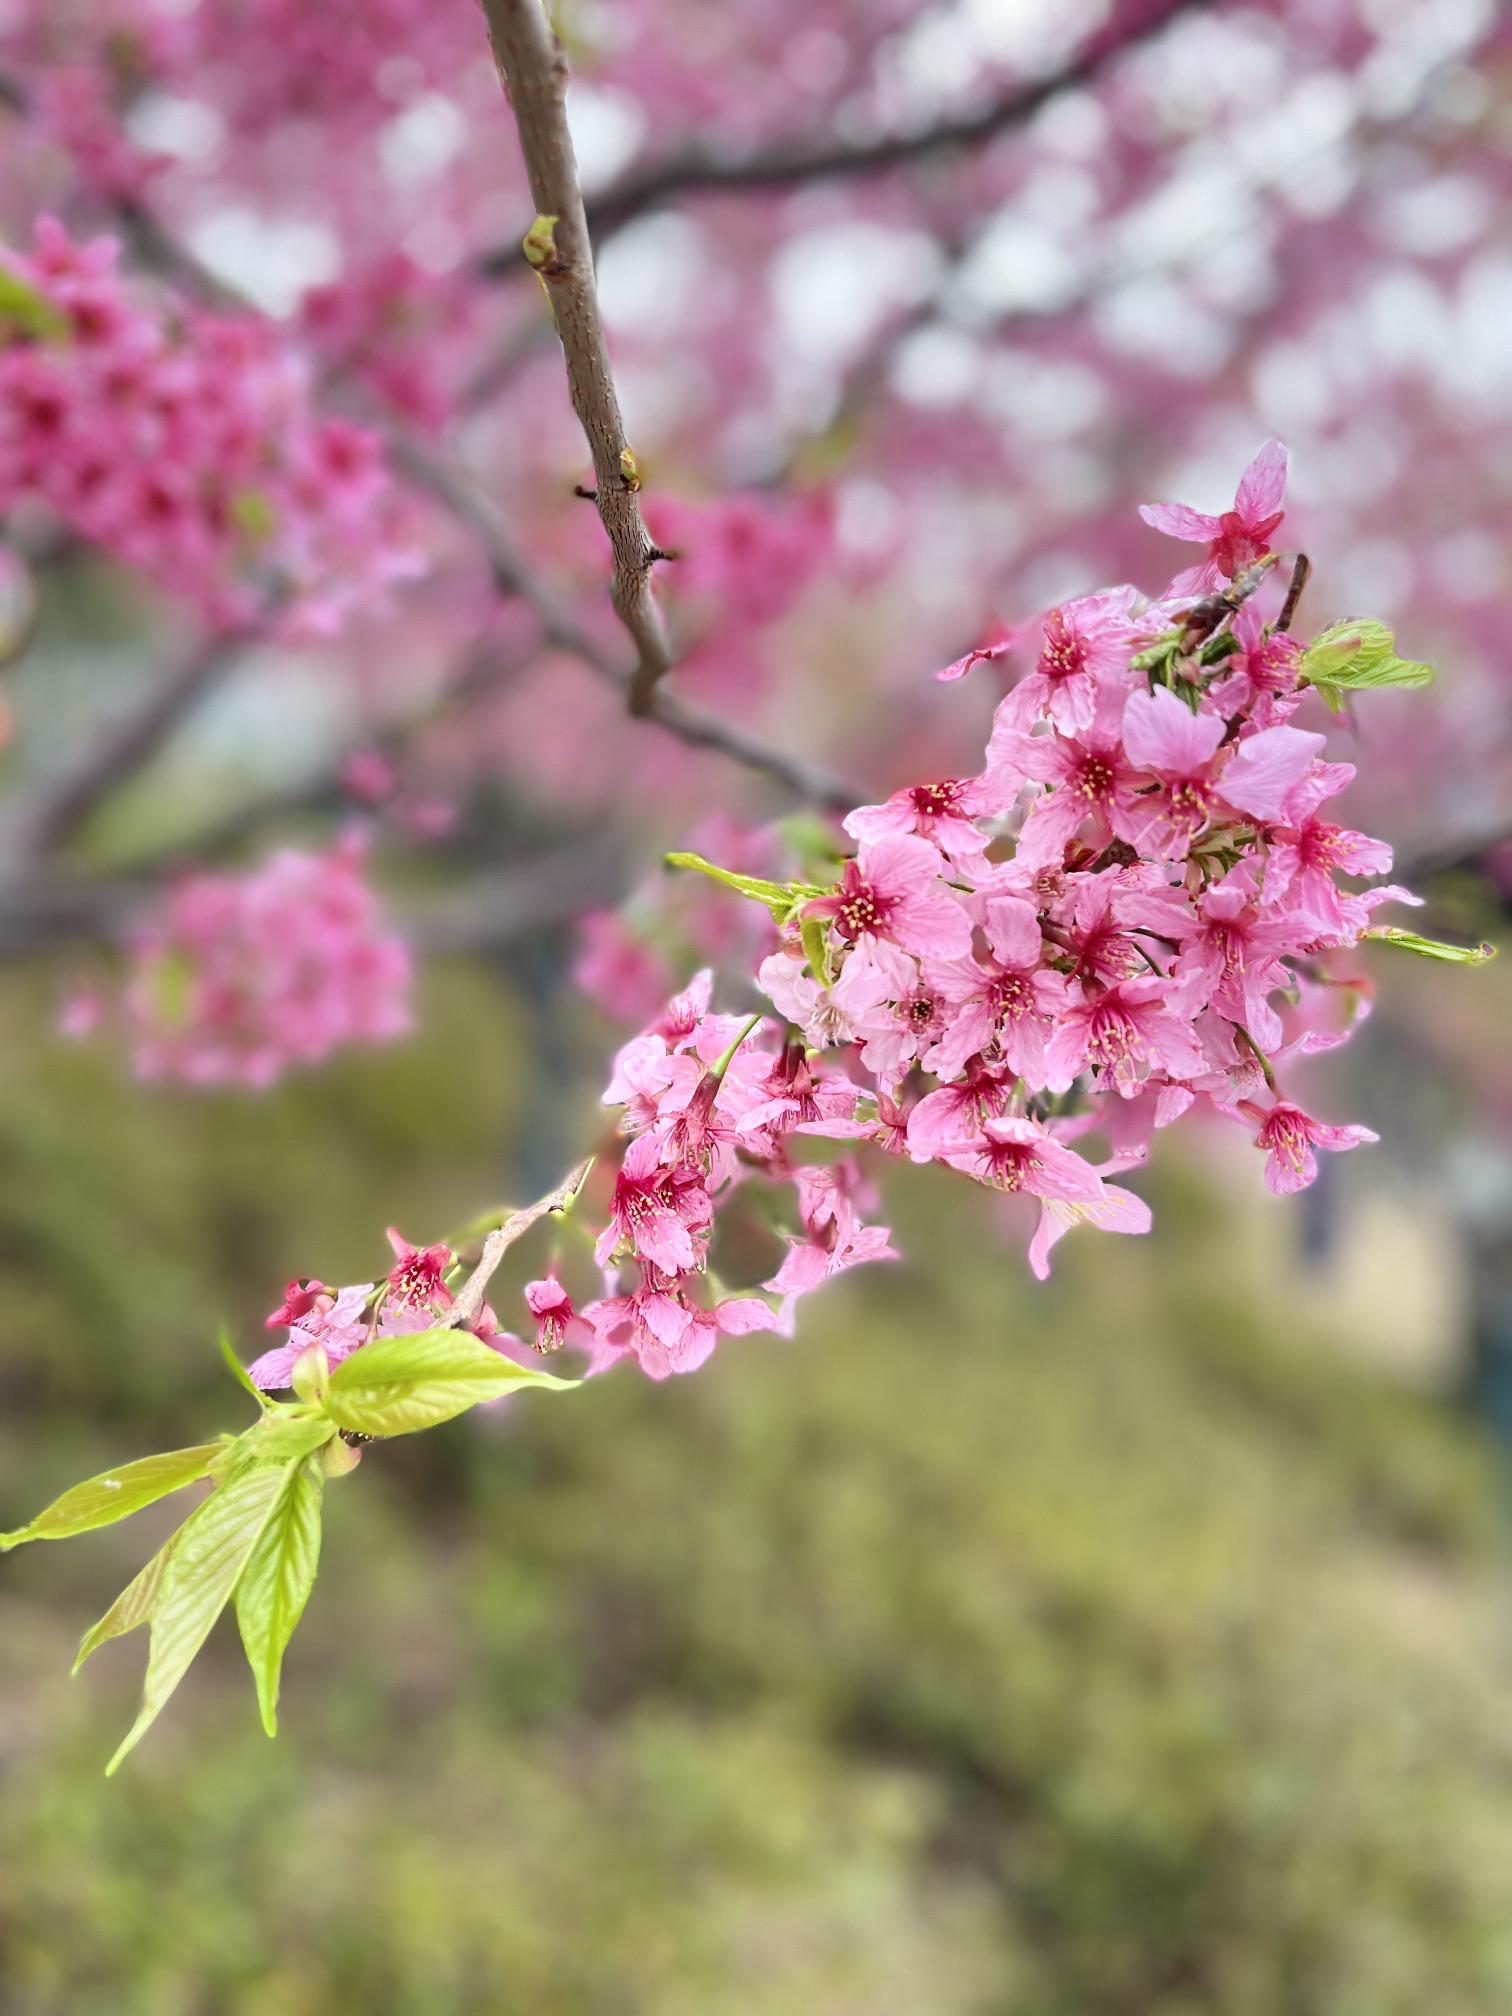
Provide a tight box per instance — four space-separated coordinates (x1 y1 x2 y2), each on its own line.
235 1457 323 1738
105 1458 295 1775
0 263 69 342
1364 926 1496 965
663 852 795 917
228 486 276 545
73 1530 182 1674
1 1444 220 1551
1300 619 1435 707
799 913 833 988
325 1327 576 1439
218 1326 273 1409
244 1413 337 1463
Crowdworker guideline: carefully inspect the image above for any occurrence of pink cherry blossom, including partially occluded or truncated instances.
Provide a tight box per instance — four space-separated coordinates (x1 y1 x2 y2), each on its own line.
940 1114 1112 1205
1240 1099 1378 1195
844 772 1006 859
804 834 972 960
124 837 412 1087
524 1274 581 1354
1140 439 1288 593
1171 865 1313 1049
1043 975 1207 1097
595 1128 713 1276
385 1228 453 1311
923 896 1069 1084
249 1281 375 1390
994 587 1139 738
1117 685 1228 858
581 1272 775 1381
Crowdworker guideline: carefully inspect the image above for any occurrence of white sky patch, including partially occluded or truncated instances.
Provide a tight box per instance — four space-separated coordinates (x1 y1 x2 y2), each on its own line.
958 215 1081 318
127 94 224 165
597 213 701 335
1375 172 1492 256
771 224 940 365
565 84 647 190
890 324 982 407
379 94 467 187
187 211 340 316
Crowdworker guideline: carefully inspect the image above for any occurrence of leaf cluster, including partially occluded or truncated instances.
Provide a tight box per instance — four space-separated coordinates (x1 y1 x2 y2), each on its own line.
1 1325 575 1770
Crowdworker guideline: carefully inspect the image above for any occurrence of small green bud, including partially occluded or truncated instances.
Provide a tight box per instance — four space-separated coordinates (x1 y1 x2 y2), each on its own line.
522 214 560 271
290 1343 330 1407
320 1435 363 1479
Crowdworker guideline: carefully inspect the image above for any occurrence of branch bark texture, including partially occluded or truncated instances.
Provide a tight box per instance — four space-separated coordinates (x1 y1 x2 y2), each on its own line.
477 0 672 713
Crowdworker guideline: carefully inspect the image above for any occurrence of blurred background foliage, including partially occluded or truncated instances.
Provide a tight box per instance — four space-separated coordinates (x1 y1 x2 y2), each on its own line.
4 957 1512 2014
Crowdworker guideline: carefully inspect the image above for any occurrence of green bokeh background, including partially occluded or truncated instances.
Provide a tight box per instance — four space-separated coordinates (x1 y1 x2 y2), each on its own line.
3 960 1512 2014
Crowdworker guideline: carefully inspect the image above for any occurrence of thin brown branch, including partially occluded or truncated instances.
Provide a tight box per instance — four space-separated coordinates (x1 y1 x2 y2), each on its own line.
447 1159 594 1326
477 0 673 713
392 432 859 810
478 0 1211 276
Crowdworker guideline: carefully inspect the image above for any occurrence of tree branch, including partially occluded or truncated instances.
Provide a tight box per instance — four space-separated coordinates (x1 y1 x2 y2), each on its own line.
477 0 673 714
390 431 859 810
17 619 267 857
478 0 1211 275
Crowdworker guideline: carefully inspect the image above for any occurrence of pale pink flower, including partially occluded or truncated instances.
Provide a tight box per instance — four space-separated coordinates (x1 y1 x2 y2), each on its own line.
940 1114 1111 1205
1012 697 1148 872
1217 725 1327 827
905 1061 1014 1163
765 1167 897 1331
1117 686 1228 857
1027 1144 1153 1280
736 1041 860 1143
1264 813 1394 936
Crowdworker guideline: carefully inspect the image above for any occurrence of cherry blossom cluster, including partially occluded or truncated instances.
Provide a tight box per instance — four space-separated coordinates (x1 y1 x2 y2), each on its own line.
251 444 1443 1397
0 219 420 631
252 971 889 1391
123 833 412 1087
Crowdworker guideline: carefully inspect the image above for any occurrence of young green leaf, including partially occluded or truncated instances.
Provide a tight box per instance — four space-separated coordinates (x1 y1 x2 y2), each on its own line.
1 1444 221 1551
1300 619 1435 706
325 1326 576 1438
73 1531 183 1674
105 1457 296 1775
1364 926 1497 965
663 852 795 916
0 264 70 341
218 1326 274 1409
800 912 833 987
244 1413 337 1463
235 1457 324 1738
